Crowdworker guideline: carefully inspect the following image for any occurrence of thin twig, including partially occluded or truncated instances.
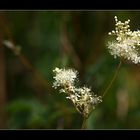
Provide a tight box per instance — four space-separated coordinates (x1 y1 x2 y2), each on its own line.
80 60 122 129
102 60 122 97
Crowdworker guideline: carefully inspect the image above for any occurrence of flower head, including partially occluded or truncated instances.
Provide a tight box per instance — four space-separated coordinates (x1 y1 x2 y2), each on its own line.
107 16 140 64
53 67 78 89
52 67 102 118
74 87 102 118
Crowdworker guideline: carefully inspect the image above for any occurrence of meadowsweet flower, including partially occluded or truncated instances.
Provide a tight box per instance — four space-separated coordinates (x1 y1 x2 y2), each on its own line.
107 16 140 64
53 67 78 89
52 67 102 118
75 87 102 118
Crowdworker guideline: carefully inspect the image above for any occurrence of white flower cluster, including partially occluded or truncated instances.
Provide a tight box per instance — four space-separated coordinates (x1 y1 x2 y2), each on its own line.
74 87 102 117
53 67 77 90
52 67 102 118
108 16 140 64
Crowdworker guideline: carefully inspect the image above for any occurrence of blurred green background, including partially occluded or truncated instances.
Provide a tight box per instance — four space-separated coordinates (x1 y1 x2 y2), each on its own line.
0 11 140 129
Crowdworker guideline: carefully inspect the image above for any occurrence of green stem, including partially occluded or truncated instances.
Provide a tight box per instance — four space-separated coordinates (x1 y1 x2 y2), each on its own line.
80 60 122 129
102 60 122 97
81 117 87 129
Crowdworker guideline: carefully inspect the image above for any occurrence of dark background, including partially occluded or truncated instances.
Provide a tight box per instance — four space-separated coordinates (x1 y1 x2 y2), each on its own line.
0 11 140 129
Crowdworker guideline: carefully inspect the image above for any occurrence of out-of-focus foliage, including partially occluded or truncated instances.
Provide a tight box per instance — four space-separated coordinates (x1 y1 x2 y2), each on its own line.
1 11 140 129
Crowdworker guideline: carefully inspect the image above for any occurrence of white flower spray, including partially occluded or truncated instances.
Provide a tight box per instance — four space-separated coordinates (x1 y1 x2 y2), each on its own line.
52 67 102 118
107 16 140 64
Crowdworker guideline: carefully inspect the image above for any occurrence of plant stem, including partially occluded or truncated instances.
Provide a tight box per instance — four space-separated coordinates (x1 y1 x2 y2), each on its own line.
80 60 122 129
81 117 87 129
102 60 122 97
